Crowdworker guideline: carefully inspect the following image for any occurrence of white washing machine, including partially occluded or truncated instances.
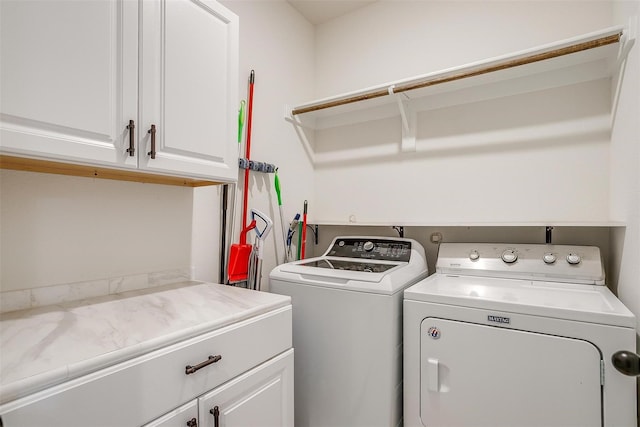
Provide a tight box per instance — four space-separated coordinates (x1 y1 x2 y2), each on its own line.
404 242 637 427
269 236 428 427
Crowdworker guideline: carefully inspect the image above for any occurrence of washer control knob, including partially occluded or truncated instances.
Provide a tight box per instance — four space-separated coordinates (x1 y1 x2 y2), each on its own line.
501 249 518 264
566 253 582 265
543 253 557 264
469 250 480 261
363 241 375 252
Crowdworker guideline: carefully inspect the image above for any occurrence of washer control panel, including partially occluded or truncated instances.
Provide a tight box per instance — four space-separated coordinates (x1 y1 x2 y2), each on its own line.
326 237 412 262
438 243 605 285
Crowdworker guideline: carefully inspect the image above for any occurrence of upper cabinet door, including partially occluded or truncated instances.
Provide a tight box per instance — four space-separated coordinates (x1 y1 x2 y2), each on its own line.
0 0 138 168
139 0 239 181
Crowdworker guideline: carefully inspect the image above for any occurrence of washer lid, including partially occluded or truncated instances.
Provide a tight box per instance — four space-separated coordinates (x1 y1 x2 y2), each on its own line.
404 274 636 328
271 257 428 294
277 256 404 283
270 236 428 294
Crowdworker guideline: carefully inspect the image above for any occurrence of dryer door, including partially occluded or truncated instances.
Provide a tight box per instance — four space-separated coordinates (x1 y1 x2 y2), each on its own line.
420 318 602 427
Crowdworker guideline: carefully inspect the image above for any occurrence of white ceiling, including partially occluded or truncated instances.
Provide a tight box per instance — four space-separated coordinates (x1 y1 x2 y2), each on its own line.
287 0 377 25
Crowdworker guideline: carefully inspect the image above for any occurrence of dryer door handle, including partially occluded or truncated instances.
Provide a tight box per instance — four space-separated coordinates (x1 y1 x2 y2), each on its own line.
427 358 439 391
612 351 640 377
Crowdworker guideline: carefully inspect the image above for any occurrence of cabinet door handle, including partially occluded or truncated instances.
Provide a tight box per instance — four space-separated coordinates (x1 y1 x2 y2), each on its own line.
210 406 220 427
185 354 222 375
126 120 135 156
186 417 198 427
147 124 156 159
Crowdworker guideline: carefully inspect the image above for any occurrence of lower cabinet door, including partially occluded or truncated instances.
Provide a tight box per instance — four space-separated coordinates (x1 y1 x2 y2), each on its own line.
143 400 198 427
198 349 294 427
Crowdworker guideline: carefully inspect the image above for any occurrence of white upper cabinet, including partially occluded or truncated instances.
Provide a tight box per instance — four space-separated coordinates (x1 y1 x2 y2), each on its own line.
0 0 138 168
139 0 238 180
0 0 238 183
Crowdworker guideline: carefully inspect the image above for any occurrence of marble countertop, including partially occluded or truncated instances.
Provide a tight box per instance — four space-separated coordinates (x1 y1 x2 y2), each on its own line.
0 281 291 405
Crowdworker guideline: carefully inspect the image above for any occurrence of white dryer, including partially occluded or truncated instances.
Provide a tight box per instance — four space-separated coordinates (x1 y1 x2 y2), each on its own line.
270 236 428 427
404 243 637 427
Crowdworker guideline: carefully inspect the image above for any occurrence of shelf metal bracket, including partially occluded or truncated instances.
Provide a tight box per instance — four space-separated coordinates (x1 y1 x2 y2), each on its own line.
389 85 416 152
616 15 637 68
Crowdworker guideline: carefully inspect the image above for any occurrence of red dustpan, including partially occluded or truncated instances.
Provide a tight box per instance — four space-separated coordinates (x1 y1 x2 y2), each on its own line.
228 220 256 283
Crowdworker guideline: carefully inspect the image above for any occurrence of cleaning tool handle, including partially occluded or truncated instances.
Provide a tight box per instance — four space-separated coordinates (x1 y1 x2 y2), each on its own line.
297 221 302 260
241 70 255 232
301 200 308 259
274 170 283 206
287 213 300 246
240 220 256 245
237 100 245 144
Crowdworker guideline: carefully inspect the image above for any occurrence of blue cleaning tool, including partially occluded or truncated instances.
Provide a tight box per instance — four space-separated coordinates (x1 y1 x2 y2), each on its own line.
287 213 300 247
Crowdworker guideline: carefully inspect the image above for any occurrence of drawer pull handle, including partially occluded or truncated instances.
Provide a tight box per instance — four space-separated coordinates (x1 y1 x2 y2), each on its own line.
210 406 220 427
185 354 222 375
186 417 198 427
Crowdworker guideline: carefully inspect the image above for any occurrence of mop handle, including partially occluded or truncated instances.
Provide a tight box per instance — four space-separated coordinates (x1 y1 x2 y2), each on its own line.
275 170 288 263
241 71 255 238
279 206 287 263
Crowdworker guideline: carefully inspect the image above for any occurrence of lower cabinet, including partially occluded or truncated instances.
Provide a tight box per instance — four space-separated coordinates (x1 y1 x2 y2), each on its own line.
0 306 293 427
145 350 294 427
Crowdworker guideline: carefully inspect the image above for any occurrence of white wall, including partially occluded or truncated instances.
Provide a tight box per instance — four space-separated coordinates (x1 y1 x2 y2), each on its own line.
192 0 316 286
0 170 193 291
313 79 612 224
314 1 615 97
611 0 640 336
310 1 615 225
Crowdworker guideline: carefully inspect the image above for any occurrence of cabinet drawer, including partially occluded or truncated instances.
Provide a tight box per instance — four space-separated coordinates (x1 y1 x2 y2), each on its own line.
0 305 292 427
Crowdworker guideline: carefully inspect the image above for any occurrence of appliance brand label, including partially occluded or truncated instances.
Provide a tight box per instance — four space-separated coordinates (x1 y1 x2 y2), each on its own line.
427 327 441 339
488 315 510 324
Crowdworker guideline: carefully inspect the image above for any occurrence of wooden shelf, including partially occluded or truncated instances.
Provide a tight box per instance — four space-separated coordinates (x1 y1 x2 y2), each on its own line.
287 25 632 136
0 155 225 187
